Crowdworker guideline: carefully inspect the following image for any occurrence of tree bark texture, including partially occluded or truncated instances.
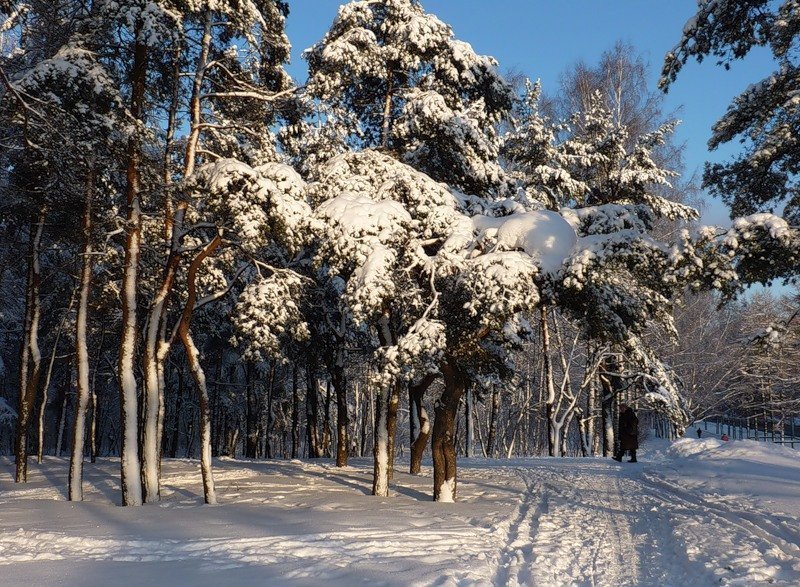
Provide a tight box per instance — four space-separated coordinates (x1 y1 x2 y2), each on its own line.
432 359 466 502
69 168 94 501
409 374 435 474
15 211 45 483
177 233 222 504
118 35 148 507
330 359 349 467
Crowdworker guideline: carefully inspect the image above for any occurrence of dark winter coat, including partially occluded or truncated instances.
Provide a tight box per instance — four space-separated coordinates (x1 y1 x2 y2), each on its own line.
619 409 639 450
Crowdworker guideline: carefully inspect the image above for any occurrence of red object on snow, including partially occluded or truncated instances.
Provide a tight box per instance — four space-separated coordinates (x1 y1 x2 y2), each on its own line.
721 434 729 441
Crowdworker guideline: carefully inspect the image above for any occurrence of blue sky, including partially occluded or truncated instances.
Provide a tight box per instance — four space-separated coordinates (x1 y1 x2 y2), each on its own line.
283 0 778 226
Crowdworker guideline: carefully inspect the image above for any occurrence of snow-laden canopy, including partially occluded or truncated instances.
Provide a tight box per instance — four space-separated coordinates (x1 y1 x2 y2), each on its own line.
304 0 514 196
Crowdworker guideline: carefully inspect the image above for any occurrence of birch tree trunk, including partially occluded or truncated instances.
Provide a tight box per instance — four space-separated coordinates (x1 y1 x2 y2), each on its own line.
541 308 557 457
486 384 500 458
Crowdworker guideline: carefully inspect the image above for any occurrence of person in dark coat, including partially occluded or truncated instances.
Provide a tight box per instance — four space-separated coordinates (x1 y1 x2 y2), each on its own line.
613 403 638 462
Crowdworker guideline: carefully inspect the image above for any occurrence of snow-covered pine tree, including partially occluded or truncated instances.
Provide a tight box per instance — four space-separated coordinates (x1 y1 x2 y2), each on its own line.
304 0 514 197
661 0 799 241
502 79 584 210
303 0 519 496
502 74 699 450
304 149 455 495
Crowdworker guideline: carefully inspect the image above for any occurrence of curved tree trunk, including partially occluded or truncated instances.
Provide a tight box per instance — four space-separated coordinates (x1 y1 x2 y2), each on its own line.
409 374 435 474
177 233 221 505
141 203 185 502
432 359 466 502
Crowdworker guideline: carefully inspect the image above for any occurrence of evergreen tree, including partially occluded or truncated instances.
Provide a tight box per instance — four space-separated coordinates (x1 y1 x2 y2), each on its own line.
304 0 514 196
661 1 800 235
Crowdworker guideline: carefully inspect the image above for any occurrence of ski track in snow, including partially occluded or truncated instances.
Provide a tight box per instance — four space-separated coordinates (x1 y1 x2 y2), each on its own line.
1 447 799 586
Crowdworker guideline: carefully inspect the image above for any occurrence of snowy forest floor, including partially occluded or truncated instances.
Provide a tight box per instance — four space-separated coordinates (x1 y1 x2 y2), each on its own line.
2 432 800 586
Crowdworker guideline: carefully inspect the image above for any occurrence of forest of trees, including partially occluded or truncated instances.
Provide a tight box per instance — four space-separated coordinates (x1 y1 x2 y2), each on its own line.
0 0 797 505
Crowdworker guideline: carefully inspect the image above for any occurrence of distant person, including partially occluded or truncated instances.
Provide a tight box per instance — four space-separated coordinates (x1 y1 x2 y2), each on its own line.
697 428 703 438
721 433 729 441
613 403 638 463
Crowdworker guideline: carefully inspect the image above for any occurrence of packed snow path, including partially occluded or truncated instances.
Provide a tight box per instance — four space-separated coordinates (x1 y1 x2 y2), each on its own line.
1 438 799 585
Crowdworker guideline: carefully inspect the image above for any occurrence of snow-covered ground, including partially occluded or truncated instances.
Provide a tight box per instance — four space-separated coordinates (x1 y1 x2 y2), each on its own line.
1 434 799 586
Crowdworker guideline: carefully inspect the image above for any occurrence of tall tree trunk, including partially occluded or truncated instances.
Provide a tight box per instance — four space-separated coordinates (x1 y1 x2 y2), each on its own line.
245 362 259 458
486 385 500 459
89 326 104 464
141 16 209 502
409 374 435 474
386 381 400 481
265 364 276 459
291 363 299 459
486 384 500 458
141 205 185 501
373 311 396 496
90 386 98 463
587 376 598 456
465 384 474 458
118 35 148 507
372 381 391 497
541 308 557 457
15 210 45 483
360 381 370 457
432 359 466 502
599 356 621 457
38 291 76 463
56 374 69 457
576 408 589 457
69 169 94 501
381 67 395 149
305 358 321 458
177 233 221 505
322 380 332 458
330 356 349 467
